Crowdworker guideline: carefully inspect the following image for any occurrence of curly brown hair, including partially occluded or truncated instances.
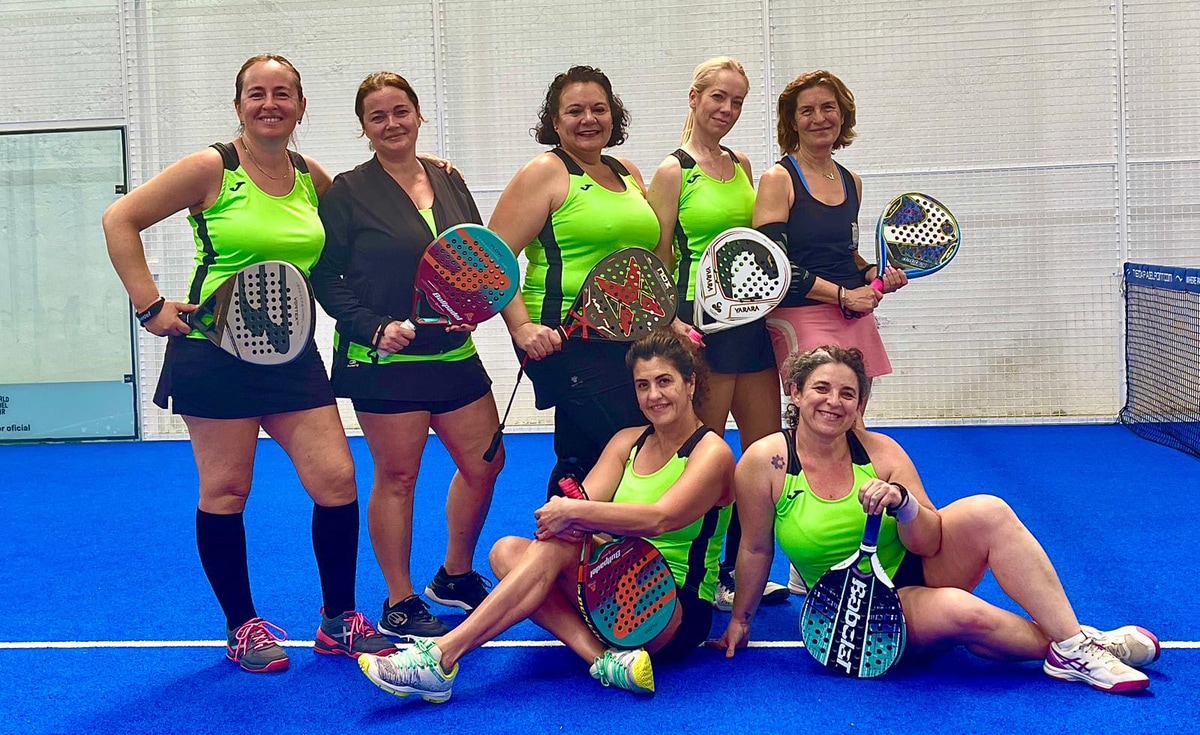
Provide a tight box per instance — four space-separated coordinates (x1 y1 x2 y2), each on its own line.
781 346 868 428
533 65 629 148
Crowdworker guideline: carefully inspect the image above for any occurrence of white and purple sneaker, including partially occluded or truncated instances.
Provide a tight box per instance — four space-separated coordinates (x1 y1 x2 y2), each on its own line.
1044 636 1150 693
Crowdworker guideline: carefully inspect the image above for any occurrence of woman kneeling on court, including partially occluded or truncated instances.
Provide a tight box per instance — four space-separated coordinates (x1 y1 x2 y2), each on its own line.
359 330 735 702
714 346 1158 693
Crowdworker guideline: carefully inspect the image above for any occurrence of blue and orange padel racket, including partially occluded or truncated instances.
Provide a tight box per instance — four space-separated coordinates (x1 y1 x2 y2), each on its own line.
380 224 518 357
559 477 678 650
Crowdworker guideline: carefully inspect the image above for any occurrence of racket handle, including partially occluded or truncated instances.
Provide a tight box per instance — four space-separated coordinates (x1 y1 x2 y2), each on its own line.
558 476 587 500
871 277 884 293
377 319 417 359
862 513 883 547
685 327 703 344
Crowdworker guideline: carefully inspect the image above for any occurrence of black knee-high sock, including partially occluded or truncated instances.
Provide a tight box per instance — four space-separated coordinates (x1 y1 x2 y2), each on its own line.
196 509 257 631
312 500 359 617
722 503 743 572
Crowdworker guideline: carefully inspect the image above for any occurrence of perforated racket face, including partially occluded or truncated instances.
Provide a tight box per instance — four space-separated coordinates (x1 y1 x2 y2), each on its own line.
412 224 519 325
579 537 678 649
877 193 960 278
195 261 314 366
696 228 790 326
568 249 678 341
800 564 905 677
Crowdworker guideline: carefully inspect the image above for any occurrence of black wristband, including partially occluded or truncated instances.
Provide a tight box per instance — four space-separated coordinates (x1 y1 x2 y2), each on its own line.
885 483 910 516
135 296 165 325
860 263 877 283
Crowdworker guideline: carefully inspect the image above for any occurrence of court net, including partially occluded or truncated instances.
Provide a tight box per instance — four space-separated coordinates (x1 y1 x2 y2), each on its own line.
1120 263 1200 460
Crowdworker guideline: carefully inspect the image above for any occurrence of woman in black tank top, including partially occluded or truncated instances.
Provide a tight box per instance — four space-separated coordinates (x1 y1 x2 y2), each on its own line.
753 70 908 419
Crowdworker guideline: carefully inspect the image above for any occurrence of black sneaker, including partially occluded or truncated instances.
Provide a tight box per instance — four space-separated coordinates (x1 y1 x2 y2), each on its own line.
378 595 451 640
425 567 493 612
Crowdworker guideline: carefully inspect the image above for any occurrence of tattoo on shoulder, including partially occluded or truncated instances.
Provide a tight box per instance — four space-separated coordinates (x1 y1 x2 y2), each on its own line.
771 454 785 470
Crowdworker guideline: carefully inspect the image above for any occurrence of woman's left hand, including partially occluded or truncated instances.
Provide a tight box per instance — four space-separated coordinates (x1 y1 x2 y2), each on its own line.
419 153 456 176
858 478 904 515
533 496 580 540
880 266 908 293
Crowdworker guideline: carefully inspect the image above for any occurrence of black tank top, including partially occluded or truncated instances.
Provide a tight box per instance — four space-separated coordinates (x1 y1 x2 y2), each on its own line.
779 155 863 307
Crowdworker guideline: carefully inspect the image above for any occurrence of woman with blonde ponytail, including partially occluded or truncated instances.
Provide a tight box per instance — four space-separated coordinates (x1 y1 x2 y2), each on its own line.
647 57 789 613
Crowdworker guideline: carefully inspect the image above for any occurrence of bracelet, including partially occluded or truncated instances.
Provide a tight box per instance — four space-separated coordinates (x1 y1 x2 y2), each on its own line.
837 286 846 308
886 483 920 523
135 296 165 325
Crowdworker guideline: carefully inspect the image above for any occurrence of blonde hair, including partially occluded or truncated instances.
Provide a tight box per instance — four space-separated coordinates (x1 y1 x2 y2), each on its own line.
681 57 749 145
776 69 857 154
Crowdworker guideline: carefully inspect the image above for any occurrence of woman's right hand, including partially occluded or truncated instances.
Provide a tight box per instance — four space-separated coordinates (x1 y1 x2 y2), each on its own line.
514 321 562 360
842 285 883 314
707 619 752 659
145 301 198 337
376 321 417 355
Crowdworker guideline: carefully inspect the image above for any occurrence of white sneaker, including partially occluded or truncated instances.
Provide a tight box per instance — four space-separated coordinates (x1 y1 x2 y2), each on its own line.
590 648 654 694
762 581 790 605
359 638 457 703
788 565 808 596
713 570 789 612
1043 637 1149 693
713 579 735 613
1081 625 1161 668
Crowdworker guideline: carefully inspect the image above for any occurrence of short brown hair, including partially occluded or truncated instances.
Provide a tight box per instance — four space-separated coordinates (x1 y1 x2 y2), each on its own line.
625 328 709 409
776 70 857 154
354 71 426 124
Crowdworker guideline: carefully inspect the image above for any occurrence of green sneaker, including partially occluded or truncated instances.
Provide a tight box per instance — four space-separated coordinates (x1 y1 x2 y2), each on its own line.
359 638 457 703
226 617 289 673
589 648 654 694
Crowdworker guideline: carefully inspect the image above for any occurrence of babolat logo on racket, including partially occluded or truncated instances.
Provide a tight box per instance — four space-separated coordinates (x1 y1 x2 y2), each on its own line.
834 577 869 674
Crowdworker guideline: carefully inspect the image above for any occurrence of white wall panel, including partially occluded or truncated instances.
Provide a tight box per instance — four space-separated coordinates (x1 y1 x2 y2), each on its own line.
1 0 1196 437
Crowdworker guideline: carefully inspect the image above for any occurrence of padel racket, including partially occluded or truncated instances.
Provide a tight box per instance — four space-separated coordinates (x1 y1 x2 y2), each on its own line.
799 513 906 678
558 477 678 650
379 224 518 357
686 227 790 341
870 193 960 292
185 260 315 366
483 248 678 460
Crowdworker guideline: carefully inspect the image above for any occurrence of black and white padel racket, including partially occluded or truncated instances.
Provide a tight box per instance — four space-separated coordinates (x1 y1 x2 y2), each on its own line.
687 227 790 341
185 260 315 366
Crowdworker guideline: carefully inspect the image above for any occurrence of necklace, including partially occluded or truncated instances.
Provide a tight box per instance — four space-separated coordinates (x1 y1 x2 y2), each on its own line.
240 138 292 181
823 169 837 180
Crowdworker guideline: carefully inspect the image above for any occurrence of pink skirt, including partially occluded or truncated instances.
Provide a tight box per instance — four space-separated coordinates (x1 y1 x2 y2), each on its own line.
765 304 892 380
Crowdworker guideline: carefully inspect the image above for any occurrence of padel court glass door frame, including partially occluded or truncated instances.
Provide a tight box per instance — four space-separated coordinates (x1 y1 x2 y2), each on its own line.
0 126 137 442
